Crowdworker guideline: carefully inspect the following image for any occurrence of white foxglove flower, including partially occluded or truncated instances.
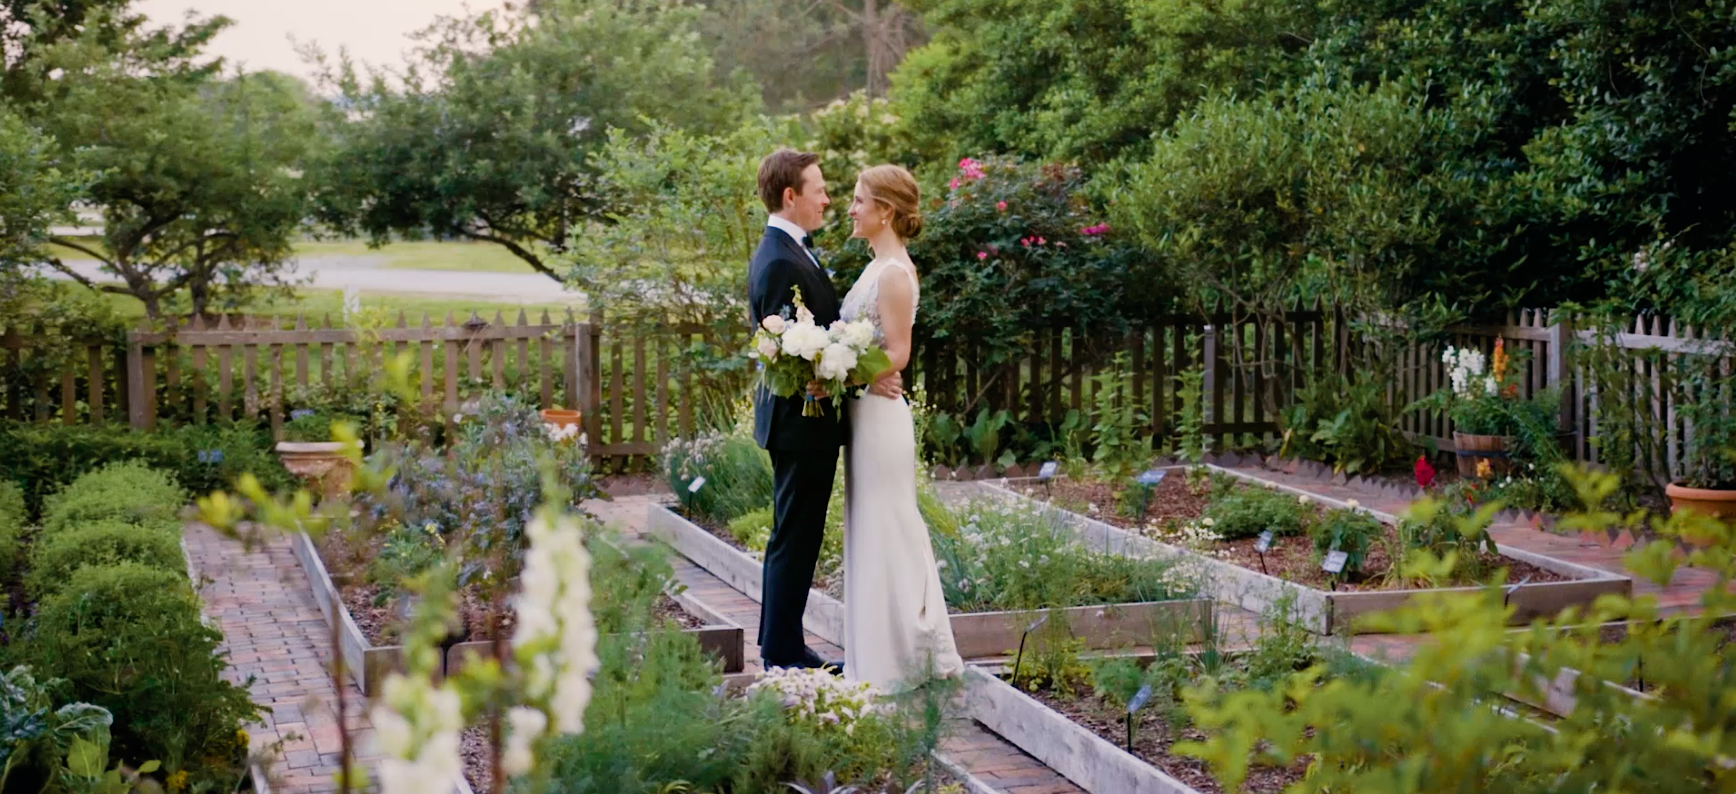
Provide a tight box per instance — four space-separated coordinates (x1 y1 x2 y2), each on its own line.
502 706 548 777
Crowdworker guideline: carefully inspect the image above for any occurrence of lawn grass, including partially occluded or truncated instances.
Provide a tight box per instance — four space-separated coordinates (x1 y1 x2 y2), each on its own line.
47 237 540 274
101 288 579 324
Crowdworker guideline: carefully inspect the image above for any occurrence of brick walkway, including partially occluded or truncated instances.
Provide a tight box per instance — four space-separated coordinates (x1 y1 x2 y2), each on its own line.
186 524 377 794
589 494 1086 794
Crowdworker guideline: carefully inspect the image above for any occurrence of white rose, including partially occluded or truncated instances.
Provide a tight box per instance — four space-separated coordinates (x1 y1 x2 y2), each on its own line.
762 315 786 334
756 336 780 360
781 324 830 360
816 343 857 380
843 320 875 349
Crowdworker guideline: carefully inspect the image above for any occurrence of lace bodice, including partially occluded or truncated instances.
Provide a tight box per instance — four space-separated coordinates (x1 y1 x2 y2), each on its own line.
840 258 919 339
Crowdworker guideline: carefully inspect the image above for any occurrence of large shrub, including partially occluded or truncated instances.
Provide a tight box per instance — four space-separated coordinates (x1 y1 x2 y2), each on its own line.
26 519 184 599
0 421 288 519
25 563 257 785
40 462 185 536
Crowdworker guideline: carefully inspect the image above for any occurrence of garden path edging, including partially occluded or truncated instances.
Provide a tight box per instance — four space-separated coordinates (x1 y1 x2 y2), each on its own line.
980 466 1631 634
962 666 1204 794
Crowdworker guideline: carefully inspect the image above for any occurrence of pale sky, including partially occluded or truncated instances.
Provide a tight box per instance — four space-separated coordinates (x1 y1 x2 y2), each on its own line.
136 0 511 82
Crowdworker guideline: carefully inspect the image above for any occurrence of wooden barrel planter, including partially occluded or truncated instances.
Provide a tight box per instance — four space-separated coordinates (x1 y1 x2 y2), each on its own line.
1452 432 1513 479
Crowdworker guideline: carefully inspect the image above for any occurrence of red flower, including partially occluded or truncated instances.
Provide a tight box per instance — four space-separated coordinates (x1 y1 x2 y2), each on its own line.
996 201 1008 212
1414 456 1436 489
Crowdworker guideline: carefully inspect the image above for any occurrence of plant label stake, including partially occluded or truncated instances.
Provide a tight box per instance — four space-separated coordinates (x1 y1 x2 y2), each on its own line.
1011 614 1050 686
1501 575 1533 609
1134 469 1165 517
1125 682 1153 751
1322 550 1349 590
688 476 706 493
1253 530 1275 575
1038 461 1058 498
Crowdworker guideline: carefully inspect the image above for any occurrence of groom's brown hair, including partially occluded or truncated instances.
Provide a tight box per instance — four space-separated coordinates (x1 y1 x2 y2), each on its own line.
758 149 821 213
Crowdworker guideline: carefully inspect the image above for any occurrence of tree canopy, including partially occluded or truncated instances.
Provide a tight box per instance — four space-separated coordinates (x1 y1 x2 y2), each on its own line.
311 0 763 281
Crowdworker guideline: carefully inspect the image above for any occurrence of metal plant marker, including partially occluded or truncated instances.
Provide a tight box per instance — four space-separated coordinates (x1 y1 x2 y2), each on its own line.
688 476 706 493
1133 469 1165 517
1125 682 1154 750
1038 461 1058 498
1011 613 1050 685
1322 550 1349 590
1253 529 1275 575
1502 575 1533 608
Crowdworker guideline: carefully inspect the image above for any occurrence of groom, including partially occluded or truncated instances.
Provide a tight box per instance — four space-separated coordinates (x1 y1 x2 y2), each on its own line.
747 149 897 672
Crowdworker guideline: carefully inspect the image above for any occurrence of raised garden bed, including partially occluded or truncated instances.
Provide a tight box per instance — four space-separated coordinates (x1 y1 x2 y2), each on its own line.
982 465 1630 634
290 530 745 695
645 503 1216 658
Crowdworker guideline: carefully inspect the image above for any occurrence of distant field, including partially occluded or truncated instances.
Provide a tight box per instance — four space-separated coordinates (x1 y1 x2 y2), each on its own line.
47 237 541 275
294 239 539 273
103 288 579 324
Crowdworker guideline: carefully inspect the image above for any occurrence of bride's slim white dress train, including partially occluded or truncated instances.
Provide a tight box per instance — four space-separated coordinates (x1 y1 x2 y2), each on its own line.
840 259 964 692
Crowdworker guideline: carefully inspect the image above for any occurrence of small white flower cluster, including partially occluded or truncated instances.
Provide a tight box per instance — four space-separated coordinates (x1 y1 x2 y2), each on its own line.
747 666 888 735
661 430 729 481
1441 346 1495 397
544 422 584 444
1148 517 1225 554
371 675 463 794
510 512 599 763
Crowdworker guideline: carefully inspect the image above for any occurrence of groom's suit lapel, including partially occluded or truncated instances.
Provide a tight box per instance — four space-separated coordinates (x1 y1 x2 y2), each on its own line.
773 231 839 319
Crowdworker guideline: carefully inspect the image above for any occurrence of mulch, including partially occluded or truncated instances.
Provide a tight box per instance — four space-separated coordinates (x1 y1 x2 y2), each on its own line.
1026 681 1306 794
1023 474 1568 591
317 529 705 646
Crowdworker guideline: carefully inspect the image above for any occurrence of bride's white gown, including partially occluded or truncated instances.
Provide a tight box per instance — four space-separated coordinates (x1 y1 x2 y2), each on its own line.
839 258 965 692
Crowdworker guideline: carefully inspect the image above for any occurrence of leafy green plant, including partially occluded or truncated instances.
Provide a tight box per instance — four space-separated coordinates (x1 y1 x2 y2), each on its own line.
661 429 774 525
924 410 965 467
26 519 184 600
1179 465 1736 793
932 500 1200 612
1395 484 1504 586
0 666 116 794
1205 485 1314 540
962 408 1011 469
1308 508 1383 575
1282 372 1413 475
1089 353 1152 477
364 522 448 605
26 563 257 788
1174 361 1207 465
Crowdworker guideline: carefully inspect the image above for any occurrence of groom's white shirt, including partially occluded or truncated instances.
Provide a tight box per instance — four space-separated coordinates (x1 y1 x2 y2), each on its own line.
766 215 821 270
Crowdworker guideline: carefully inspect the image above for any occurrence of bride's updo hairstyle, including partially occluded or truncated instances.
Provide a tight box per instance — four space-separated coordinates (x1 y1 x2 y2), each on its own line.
860 164 924 241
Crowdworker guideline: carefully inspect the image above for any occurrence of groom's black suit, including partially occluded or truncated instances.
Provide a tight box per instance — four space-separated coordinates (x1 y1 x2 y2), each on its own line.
748 226 846 666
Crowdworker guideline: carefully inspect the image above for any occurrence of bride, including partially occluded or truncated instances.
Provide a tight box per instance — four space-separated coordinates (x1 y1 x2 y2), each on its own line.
838 164 965 691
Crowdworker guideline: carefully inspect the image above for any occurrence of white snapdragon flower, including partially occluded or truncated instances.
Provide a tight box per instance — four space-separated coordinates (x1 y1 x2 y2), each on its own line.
502 706 548 777
796 305 816 325
513 512 598 735
815 343 857 380
370 676 464 794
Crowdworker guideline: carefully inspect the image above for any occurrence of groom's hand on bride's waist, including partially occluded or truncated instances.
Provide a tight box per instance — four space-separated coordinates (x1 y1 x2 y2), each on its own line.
867 371 902 399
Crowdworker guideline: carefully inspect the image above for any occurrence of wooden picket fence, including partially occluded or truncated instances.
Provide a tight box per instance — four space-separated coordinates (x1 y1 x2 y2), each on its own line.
0 311 738 466
2 305 1730 477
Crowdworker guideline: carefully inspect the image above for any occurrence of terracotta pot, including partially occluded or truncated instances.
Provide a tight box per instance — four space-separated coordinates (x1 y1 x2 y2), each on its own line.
1665 482 1736 525
1452 432 1513 479
276 441 353 500
540 408 583 428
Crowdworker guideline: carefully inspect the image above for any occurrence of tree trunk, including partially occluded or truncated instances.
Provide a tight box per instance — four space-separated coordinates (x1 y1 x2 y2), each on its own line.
864 0 882 98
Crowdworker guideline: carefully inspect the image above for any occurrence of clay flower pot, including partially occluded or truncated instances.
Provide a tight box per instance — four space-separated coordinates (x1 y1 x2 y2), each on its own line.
1452 432 1513 480
1665 482 1736 526
540 408 582 428
276 441 353 501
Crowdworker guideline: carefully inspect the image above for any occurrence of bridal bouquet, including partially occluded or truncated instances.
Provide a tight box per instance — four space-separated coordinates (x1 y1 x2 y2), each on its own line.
749 288 891 417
